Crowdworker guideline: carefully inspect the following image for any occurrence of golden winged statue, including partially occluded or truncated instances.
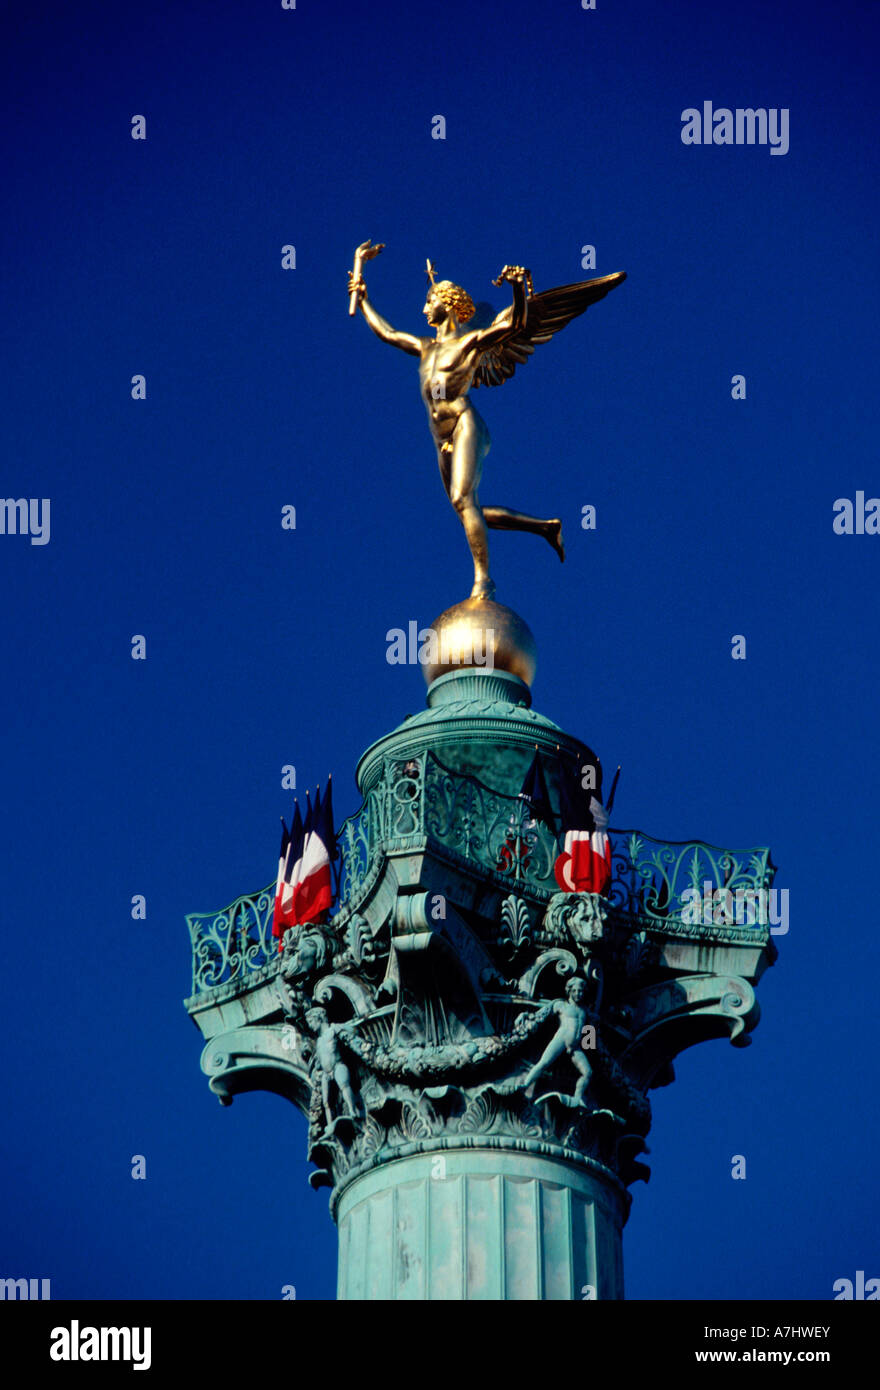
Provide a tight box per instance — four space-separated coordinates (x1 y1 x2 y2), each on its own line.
348 240 626 598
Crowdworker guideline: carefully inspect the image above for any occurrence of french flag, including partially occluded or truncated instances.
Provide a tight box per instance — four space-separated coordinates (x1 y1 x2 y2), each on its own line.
272 817 290 941
273 800 305 946
292 779 335 927
554 771 612 896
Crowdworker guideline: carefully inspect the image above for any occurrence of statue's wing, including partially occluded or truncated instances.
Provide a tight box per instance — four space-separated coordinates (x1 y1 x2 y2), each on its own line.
472 271 626 389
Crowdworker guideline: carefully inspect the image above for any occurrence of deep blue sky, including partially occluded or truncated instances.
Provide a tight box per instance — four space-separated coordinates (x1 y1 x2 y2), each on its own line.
2 0 878 1300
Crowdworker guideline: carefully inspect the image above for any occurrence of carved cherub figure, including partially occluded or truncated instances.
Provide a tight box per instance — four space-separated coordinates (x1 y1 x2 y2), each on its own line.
521 976 593 1104
304 1005 358 1129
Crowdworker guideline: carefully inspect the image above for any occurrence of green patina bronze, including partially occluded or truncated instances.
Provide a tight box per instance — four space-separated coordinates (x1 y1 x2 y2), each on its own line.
184 664 776 1300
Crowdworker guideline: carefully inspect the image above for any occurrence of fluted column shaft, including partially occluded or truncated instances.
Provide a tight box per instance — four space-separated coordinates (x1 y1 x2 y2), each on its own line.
336 1149 626 1301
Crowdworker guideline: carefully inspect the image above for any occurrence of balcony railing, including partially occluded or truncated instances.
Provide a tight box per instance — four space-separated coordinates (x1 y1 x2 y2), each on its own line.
607 832 775 927
336 752 559 908
186 752 775 996
186 885 277 997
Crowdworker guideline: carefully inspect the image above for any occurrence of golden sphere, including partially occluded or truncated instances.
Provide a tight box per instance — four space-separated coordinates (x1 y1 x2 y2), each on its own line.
423 597 537 687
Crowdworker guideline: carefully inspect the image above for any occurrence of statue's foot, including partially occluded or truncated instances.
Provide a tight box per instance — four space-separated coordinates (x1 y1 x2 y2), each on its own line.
546 520 565 562
470 576 496 599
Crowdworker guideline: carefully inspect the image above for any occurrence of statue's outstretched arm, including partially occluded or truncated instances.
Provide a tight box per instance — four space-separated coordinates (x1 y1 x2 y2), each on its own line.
348 270 423 357
360 295 424 357
467 268 529 352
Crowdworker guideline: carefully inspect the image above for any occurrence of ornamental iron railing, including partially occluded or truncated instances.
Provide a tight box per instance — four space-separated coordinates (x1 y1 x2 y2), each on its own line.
336 752 558 907
186 884 277 996
186 752 774 996
607 832 775 927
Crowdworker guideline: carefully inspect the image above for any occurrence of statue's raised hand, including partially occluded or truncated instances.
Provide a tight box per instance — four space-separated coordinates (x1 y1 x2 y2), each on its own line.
348 239 385 315
492 264 533 291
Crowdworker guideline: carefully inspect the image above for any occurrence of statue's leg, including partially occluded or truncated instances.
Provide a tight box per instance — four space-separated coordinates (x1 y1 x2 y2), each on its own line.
571 1050 592 1104
437 442 452 497
482 505 565 562
522 1035 565 1092
335 1061 357 1117
448 411 493 597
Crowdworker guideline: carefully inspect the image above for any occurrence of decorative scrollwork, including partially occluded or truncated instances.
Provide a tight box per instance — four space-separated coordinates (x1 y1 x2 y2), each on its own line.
186 887 276 994
607 832 774 928
518 949 578 1000
423 759 556 885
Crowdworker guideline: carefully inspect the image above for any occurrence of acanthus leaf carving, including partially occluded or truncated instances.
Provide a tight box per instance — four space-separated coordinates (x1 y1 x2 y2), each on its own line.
499 893 532 953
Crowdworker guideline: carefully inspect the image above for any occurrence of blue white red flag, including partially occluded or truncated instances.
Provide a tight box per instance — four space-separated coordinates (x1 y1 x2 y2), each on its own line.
273 799 305 946
293 779 334 925
554 771 612 896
